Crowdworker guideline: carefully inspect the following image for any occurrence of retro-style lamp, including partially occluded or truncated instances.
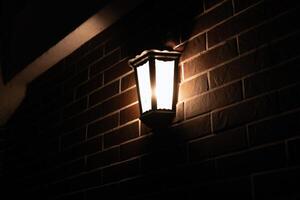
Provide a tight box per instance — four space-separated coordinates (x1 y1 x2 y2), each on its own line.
129 50 181 127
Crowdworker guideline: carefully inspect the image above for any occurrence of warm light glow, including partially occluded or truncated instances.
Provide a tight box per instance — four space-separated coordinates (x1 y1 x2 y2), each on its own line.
137 61 152 113
155 59 175 110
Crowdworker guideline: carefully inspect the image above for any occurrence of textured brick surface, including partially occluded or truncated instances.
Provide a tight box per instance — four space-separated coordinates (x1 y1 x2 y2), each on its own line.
181 33 206 61
238 8 300 54
103 158 139 184
209 50 265 88
89 49 121 76
104 122 139 148
208 1 266 47
121 72 135 91
86 147 119 170
204 0 224 10
248 111 300 146
87 113 118 138
216 143 287 178
61 127 86 149
120 103 140 125
89 81 119 106
76 73 103 98
245 57 300 98
288 138 300 166
3 1 300 199
212 92 278 132
186 81 242 118
179 74 208 101
189 126 247 161
171 114 211 141
184 38 238 78
182 1 233 40
104 58 131 83
254 167 300 200
63 97 87 119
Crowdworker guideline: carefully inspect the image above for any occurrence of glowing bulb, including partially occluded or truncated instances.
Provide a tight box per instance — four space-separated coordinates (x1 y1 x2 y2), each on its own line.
155 59 174 110
136 61 152 113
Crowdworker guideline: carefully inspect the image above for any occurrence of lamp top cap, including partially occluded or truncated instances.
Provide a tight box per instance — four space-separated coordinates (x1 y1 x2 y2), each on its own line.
128 49 181 67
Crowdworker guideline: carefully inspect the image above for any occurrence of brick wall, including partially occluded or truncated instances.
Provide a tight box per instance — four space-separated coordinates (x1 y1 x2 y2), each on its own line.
2 0 300 199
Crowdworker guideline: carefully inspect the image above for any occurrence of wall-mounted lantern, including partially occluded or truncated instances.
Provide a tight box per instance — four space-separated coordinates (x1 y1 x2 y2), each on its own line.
129 50 181 127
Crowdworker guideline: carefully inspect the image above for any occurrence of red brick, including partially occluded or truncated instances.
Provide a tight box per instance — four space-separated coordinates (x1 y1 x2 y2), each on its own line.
171 114 211 141
288 138 300 166
254 167 300 200
101 87 138 116
161 160 216 188
141 122 152 135
204 0 224 10
69 170 101 191
87 114 119 138
61 127 86 149
89 81 119 107
58 143 85 163
57 192 85 200
85 136 102 155
39 110 61 128
189 177 252 200
119 176 160 197
86 184 119 200
209 49 265 88
63 69 88 92
278 84 300 112
86 147 119 170
244 57 300 98
120 103 140 125
41 85 62 104
63 97 87 119
104 122 139 148
62 111 89 133
265 33 300 68
105 37 123 54
248 111 300 146
120 136 152 160
62 90 74 106
216 143 286 178
239 9 300 54
89 49 121 76
181 33 206 61
189 126 247 161
186 81 242 119
104 58 131 83
48 179 70 196
182 1 233 40
141 144 187 172
184 38 238 79
52 158 85 181
234 0 260 12
179 74 208 101
212 92 278 132
174 102 184 123
77 45 104 70
86 104 103 123
103 159 139 184
76 73 103 98
208 2 266 47
121 72 136 91
87 88 136 126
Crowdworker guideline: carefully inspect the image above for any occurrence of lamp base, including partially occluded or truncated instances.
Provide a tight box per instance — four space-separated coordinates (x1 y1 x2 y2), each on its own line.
140 110 175 128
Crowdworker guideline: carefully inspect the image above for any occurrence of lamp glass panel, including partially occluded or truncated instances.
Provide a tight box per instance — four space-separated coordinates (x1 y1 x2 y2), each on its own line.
136 61 152 113
155 59 174 110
